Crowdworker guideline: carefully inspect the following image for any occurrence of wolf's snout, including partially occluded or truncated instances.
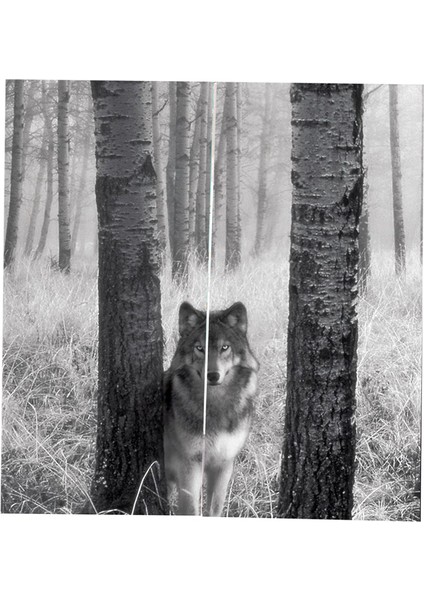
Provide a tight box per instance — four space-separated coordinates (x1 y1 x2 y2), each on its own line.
207 371 221 385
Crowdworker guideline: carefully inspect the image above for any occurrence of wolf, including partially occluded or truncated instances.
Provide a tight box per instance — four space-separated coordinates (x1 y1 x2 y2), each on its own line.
164 301 259 517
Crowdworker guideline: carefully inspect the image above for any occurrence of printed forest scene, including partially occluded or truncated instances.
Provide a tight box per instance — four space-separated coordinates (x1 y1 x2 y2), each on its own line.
2 80 422 519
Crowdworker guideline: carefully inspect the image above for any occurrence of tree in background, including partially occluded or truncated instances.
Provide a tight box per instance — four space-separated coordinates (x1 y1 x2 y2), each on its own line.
90 81 166 514
57 80 71 272
166 81 177 256
254 83 272 256
389 84 406 275
278 84 363 519
172 81 191 279
4 80 25 268
195 82 209 260
24 121 48 256
152 81 168 257
225 81 241 270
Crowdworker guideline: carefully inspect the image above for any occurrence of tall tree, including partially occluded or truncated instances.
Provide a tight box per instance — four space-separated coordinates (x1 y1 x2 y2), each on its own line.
389 84 406 274
195 82 209 259
225 82 241 270
71 126 90 255
4 80 25 268
57 80 71 272
152 81 168 257
166 81 177 256
188 88 203 250
212 88 228 259
278 84 363 520
24 124 48 256
90 80 166 515
254 83 272 256
172 81 191 279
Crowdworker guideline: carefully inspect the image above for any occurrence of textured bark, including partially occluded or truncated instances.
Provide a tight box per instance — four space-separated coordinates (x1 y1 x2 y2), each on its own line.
254 83 272 255
71 127 90 255
188 89 203 250
90 81 166 515
212 90 228 258
195 82 209 260
358 165 371 293
4 80 25 268
389 85 406 275
166 82 177 256
225 82 241 270
278 84 363 520
152 81 168 257
24 124 48 256
172 81 191 279
57 80 71 272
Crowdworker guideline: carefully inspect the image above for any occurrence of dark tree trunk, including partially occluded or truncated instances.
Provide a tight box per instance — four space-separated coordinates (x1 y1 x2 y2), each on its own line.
225 82 241 270
166 81 177 257
172 81 191 279
254 83 272 256
4 80 25 268
389 84 406 275
278 84 363 520
57 80 71 273
90 81 166 515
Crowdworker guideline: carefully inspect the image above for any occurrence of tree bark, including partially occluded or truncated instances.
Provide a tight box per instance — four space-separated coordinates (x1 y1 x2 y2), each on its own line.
172 81 191 279
389 84 406 275
278 84 363 520
254 83 272 256
57 80 71 273
4 80 25 268
188 88 203 251
166 81 177 257
152 81 168 257
90 80 166 515
195 82 209 260
225 82 241 270
212 89 228 260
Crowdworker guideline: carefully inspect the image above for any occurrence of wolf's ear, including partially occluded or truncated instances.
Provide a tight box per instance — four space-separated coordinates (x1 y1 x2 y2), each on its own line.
222 302 248 334
179 302 204 336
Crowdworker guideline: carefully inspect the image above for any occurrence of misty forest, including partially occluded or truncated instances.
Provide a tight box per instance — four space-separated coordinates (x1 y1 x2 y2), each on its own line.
2 80 422 518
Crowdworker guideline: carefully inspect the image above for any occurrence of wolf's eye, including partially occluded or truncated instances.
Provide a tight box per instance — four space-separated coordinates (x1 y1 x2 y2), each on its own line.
221 345 230 352
195 345 204 353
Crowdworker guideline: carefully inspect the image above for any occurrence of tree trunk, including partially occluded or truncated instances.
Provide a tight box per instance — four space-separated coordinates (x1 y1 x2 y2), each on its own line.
172 81 191 279
57 80 71 273
212 90 228 261
389 84 406 275
34 83 54 261
195 82 209 260
152 81 168 258
254 83 272 256
225 82 241 270
188 89 203 251
166 81 177 257
21 80 38 181
4 80 25 268
71 127 90 256
24 124 48 256
358 159 371 294
278 83 363 520
90 80 166 515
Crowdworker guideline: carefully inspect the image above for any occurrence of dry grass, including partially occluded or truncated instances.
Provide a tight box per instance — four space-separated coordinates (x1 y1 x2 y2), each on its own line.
1 252 421 519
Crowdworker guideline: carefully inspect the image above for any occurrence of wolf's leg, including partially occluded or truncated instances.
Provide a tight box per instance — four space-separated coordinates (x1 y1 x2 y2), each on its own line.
206 461 234 517
177 461 203 516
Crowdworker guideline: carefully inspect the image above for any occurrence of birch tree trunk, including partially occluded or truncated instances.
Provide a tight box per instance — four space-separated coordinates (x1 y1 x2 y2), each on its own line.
172 81 191 279
278 83 363 520
195 82 209 260
188 89 203 251
254 83 272 256
4 80 25 268
152 81 168 257
225 82 241 270
212 90 228 260
57 80 71 273
166 82 177 257
90 80 166 515
389 84 406 275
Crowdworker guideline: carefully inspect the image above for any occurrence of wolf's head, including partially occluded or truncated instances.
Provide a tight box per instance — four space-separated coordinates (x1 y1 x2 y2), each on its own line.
177 301 258 385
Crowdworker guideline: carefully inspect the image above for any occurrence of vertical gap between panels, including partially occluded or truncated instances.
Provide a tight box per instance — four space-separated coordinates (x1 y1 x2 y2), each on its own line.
200 82 218 516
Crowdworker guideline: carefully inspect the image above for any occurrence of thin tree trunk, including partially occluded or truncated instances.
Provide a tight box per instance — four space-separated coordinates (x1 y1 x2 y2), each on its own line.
195 82 209 260
225 82 241 270
254 83 272 256
152 81 168 257
358 157 371 293
24 125 48 256
90 80 166 515
57 80 71 273
71 129 90 255
212 90 228 261
389 84 406 275
278 83 363 520
188 89 203 251
4 80 25 268
21 80 38 181
166 82 177 257
172 81 191 279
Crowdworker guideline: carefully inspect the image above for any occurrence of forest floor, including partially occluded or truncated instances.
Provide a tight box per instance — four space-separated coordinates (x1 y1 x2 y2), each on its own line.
1 252 421 519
